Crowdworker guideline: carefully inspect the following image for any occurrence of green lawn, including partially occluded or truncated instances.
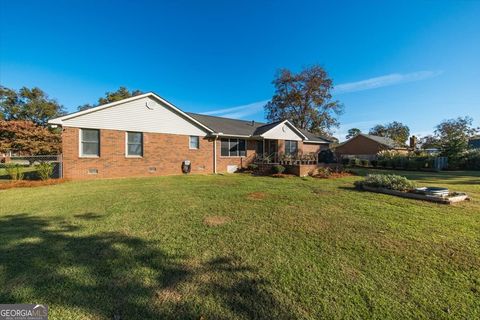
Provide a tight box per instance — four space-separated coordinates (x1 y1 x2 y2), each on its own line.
0 171 479 319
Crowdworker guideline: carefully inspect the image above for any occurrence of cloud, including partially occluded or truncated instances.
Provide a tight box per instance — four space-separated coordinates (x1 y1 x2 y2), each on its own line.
200 70 443 120
200 100 268 118
334 70 443 94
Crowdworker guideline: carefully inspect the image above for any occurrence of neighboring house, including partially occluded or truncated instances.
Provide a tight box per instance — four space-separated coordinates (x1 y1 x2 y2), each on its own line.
468 136 480 149
334 133 409 160
49 92 331 179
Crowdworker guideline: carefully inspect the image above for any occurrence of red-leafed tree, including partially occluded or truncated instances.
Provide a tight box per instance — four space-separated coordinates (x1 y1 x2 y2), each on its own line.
0 120 61 155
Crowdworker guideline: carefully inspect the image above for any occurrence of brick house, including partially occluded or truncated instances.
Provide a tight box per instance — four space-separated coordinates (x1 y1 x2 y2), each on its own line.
334 133 409 160
49 92 331 179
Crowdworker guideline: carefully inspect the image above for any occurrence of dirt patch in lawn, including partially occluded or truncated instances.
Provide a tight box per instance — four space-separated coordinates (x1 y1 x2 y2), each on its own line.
271 173 296 178
155 288 182 303
311 188 332 195
203 216 231 227
340 263 361 280
247 191 267 200
0 179 67 190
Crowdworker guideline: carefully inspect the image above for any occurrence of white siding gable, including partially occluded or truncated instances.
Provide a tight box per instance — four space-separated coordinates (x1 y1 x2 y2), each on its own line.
61 96 208 136
261 122 304 141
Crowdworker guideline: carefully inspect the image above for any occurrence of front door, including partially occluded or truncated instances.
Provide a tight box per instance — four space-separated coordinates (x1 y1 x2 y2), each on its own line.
265 139 277 155
265 140 278 162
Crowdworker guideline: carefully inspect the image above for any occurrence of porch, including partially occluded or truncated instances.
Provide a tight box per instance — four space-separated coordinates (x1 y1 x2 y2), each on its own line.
253 139 318 166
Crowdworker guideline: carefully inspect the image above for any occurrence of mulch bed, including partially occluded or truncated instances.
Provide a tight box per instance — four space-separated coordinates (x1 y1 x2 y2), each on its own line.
246 192 267 200
312 172 354 179
0 179 67 190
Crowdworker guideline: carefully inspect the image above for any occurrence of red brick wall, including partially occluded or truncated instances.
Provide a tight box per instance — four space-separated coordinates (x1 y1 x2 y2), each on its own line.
335 135 388 156
62 127 216 179
286 164 318 176
215 139 256 172
61 127 329 179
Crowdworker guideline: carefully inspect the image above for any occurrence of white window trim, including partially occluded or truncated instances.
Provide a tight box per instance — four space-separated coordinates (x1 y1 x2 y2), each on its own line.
79 128 100 158
220 138 247 157
125 131 143 158
189 136 200 150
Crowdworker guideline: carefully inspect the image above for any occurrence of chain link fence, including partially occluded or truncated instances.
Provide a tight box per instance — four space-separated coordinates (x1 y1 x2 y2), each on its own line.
0 154 62 181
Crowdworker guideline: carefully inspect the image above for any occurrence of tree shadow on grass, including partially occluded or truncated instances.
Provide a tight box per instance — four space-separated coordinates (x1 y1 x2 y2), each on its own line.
0 214 297 319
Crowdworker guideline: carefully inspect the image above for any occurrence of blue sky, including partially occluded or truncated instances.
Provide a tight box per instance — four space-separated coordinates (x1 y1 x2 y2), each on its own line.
1 0 479 140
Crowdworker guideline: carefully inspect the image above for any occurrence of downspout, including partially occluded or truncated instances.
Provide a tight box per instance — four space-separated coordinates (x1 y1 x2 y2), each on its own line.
213 135 217 174
212 132 224 173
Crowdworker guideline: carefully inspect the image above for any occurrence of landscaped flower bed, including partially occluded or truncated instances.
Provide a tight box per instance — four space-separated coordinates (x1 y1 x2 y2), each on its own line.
355 174 469 204
310 166 353 179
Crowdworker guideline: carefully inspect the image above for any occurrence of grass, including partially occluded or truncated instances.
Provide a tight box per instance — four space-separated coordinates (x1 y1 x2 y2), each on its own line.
0 170 479 319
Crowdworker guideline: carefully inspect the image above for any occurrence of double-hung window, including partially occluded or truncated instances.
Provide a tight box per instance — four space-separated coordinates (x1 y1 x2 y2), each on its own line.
285 140 298 156
126 132 143 157
80 129 100 157
189 136 200 149
220 138 246 157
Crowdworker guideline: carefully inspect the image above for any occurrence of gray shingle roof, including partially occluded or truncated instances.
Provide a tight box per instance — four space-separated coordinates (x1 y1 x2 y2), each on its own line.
358 134 401 148
186 113 266 136
186 112 331 143
252 121 283 135
298 128 332 143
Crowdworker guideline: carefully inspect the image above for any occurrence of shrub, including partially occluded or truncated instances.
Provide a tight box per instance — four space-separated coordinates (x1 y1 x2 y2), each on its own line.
393 157 406 169
462 149 480 170
377 150 401 160
318 150 335 163
316 167 331 178
406 159 419 170
354 174 417 191
370 160 378 167
5 163 24 180
36 162 54 180
349 158 361 167
341 158 350 166
384 159 393 168
247 163 259 171
271 165 285 174
361 159 369 167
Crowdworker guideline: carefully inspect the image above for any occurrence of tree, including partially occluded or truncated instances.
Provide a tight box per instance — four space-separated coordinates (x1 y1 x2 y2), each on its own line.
346 128 361 140
77 86 143 111
0 120 61 155
418 135 439 149
433 116 479 167
369 121 410 146
0 86 65 126
264 65 343 136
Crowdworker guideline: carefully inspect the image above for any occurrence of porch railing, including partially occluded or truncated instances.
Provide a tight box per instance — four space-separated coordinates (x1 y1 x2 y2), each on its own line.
254 152 318 165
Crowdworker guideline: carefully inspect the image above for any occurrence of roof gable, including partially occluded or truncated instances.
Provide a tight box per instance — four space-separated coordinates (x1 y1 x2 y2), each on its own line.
49 94 211 136
49 92 213 133
256 120 307 141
